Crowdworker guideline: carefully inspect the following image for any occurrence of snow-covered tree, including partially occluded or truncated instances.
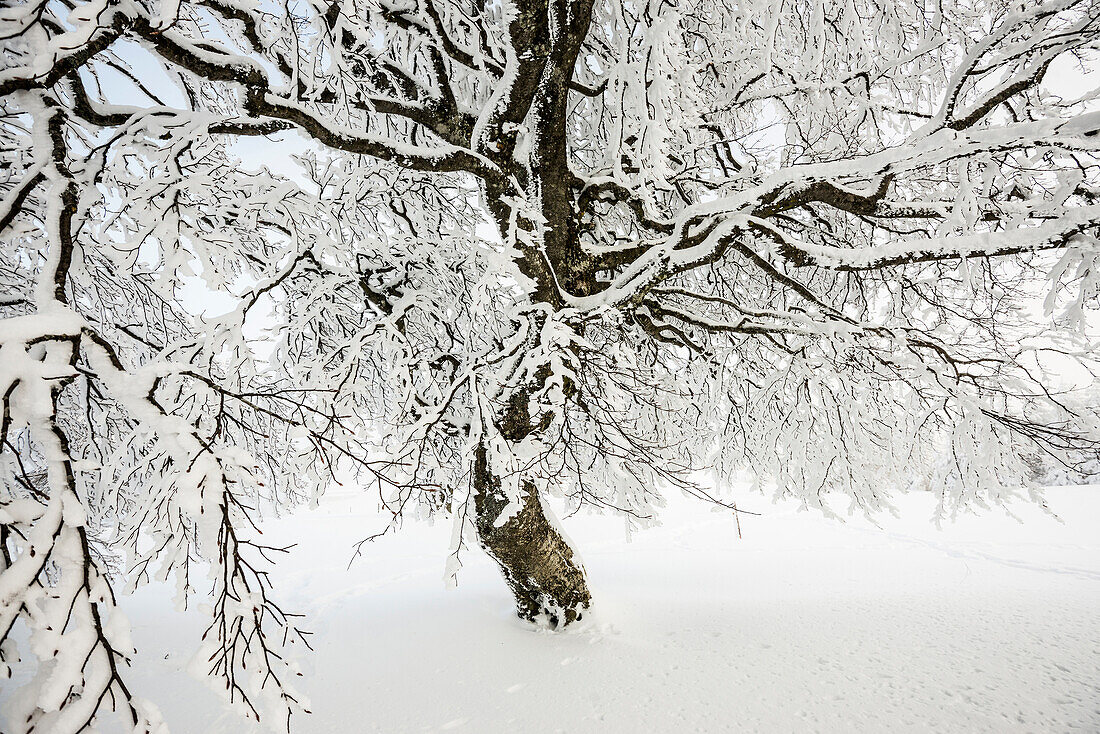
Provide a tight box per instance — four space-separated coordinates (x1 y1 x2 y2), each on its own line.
3 0 1099 729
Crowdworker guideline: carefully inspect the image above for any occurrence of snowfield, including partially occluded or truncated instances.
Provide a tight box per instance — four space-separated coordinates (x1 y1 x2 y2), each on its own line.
5 486 1099 733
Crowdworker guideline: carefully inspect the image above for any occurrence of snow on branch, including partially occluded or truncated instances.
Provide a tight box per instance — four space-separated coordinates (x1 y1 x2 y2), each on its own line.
3 0 1100 728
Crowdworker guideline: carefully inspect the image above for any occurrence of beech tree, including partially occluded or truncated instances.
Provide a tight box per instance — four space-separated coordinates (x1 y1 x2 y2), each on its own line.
2 0 1099 729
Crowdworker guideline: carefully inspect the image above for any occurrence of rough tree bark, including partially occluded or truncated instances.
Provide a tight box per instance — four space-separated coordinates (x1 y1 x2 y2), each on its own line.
469 0 602 621
473 446 591 627
471 369 592 626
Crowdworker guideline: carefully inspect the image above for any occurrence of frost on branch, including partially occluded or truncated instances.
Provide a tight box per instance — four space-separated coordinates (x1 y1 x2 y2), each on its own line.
4 0 1100 727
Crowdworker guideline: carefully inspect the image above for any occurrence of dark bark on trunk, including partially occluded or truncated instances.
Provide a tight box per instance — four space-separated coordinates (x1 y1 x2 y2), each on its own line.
467 1 600 628
472 177 594 625
475 185 593 625
473 444 591 628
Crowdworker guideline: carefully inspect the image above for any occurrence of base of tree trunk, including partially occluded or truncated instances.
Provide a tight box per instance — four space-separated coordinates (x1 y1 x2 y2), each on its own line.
473 448 591 628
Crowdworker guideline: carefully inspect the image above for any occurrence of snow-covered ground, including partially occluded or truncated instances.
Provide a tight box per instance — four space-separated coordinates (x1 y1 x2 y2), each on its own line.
5 486 1100 733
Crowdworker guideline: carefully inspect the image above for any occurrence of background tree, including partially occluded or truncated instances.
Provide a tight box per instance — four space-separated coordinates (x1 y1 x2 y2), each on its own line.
2 0 1100 729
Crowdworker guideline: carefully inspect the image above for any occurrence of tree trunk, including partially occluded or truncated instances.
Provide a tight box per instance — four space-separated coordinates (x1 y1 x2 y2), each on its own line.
473 445 591 628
